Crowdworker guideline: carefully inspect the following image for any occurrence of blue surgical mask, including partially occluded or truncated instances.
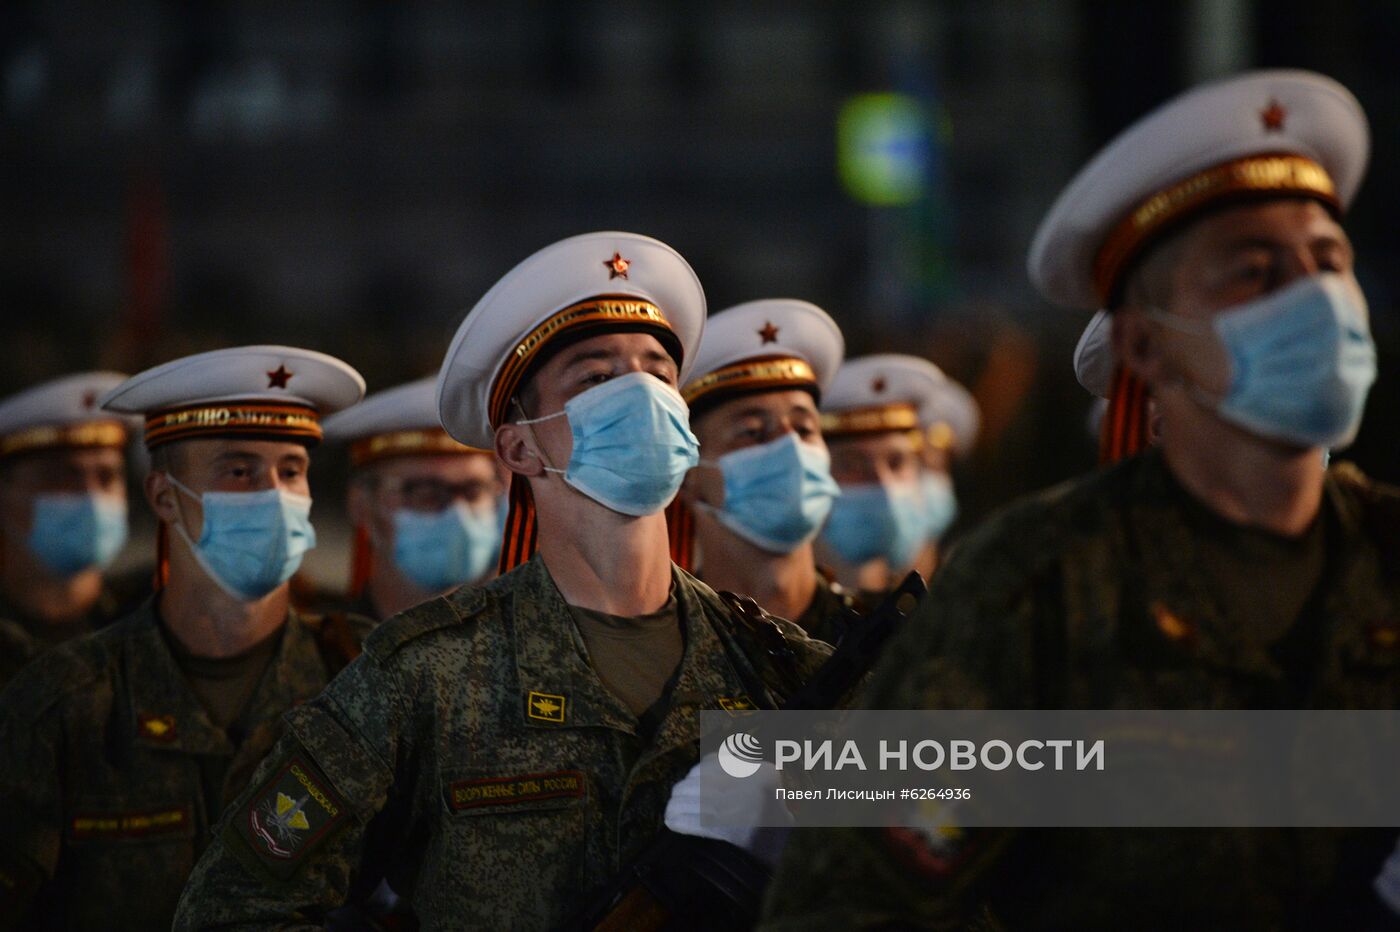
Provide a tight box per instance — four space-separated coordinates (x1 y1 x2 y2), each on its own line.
696 433 841 554
27 493 129 577
919 472 958 542
822 480 927 569
1149 273 1376 448
517 371 700 516
169 477 316 601
392 501 500 591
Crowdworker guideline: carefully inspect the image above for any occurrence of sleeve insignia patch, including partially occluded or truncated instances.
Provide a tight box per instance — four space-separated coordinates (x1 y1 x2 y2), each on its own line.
525 690 568 723
137 713 178 742
234 754 348 878
68 805 192 843
447 770 585 812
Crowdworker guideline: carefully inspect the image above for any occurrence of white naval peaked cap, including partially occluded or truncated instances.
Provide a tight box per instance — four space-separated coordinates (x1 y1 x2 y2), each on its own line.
1029 69 1368 312
0 371 134 458
323 377 489 465
436 231 706 450
100 345 365 449
323 378 441 441
682 299 844 413
822 354 980 455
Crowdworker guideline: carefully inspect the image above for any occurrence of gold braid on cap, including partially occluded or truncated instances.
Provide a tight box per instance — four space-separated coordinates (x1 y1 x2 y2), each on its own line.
350 427 488 468
821 402 920 437
487 297 672 430
0 421 128 459
681 356 817 408
1093 153 1338 305
925 421 957 451
144 402 321 449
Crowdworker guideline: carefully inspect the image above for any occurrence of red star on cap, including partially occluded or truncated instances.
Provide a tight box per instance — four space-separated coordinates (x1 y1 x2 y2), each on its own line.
604 252 630 279
872 376 887 394
266 365 294 389
81 390 98 409
1260 100 1286 132
758 321 780 344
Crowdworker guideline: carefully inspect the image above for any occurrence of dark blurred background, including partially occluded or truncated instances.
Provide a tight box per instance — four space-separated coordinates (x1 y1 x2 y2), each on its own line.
4 1 1396 582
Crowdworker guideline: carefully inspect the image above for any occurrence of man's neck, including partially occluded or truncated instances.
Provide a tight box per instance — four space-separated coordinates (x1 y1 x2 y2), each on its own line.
159 558 289 658
0 552 103 625
695 516 818 622
367 554 439 622
537 506 673 617
1159 411 1325 537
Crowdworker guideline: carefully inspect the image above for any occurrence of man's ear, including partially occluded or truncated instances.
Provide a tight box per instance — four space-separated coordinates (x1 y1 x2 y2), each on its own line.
494 423 544 478
1111 307 1168 387
144 471 180 525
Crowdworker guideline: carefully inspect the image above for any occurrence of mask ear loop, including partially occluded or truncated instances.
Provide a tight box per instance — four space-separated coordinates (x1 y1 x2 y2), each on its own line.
1140 308 1232 416
511 397 568 475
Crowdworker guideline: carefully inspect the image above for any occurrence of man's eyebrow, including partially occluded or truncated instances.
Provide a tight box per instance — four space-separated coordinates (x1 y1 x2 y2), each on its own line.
212 450 261 464
559 348 617 371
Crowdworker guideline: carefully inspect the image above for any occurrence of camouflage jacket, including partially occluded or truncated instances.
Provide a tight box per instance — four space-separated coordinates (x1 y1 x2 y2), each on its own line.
173 555 832 931
0 598 372 932
0 568 152 691
761 449 1400 931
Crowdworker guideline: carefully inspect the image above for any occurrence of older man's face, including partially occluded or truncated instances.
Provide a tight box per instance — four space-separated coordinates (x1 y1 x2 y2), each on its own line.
1143 198 1358 398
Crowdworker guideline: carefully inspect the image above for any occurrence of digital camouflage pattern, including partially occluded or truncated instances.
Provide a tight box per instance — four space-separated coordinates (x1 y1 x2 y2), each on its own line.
761 449 1400 931
173 555 832 930
0 598 372 931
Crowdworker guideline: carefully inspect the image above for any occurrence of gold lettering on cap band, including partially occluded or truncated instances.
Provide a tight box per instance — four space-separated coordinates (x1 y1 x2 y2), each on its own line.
0 420 128 458
144 402 321 449
681 356 817 406
349 428 488 467
488 297 672 430
821 402 920 436
1093 154 1338 305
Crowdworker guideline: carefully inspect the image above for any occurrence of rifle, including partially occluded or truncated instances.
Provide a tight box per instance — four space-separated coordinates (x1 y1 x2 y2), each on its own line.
558 571 928 932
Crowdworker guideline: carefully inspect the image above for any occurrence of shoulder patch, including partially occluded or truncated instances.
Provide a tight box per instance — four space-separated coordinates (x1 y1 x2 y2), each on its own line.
233 754 348 879
363 591 480 660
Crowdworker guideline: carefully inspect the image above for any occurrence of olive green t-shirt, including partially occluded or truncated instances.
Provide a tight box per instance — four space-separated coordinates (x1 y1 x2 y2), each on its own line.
570 595 684 721
162 623 283 731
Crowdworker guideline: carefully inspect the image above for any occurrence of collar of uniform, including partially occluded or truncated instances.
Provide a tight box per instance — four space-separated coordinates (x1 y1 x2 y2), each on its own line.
639 567 764 766
508 556 756 736
507 555 642 734
1126 449 1315 678
122 598 236 756
122 599 325 754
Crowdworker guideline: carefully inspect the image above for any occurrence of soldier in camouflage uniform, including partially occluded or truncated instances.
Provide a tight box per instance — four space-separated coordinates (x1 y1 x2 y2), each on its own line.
0 346 370 931
0 373 146 690
675 299 855 644
174 232 832 930
817 354 978 595
318 376 508 622
761 70 1400 929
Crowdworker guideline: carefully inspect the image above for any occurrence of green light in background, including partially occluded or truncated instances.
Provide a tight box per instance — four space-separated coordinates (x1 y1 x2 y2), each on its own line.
837 92 932 207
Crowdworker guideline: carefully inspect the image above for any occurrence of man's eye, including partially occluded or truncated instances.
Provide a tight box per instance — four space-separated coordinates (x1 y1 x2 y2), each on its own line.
581 372 611 387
